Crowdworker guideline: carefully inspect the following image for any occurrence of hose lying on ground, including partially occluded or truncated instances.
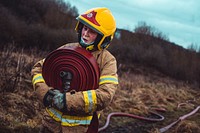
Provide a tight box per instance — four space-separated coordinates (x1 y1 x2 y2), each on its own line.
98 108 165 132
159 105 200 133
99 105 200 132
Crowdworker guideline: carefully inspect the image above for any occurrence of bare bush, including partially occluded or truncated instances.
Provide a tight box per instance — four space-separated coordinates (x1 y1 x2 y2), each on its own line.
134 21 169 41
0 44 44 93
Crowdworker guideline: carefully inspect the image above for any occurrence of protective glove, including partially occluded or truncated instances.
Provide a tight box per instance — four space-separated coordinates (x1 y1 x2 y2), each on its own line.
43 89 66 110
52 89 66 110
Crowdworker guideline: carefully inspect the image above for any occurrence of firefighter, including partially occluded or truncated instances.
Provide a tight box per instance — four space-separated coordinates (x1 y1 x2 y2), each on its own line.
31 7 118 133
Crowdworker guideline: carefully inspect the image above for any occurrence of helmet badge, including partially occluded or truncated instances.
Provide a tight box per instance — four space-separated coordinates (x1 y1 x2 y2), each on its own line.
87 12 93 18
81 10 100 26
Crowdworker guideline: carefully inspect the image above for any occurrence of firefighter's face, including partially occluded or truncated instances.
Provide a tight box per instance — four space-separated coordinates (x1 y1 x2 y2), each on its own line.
81 25 98 44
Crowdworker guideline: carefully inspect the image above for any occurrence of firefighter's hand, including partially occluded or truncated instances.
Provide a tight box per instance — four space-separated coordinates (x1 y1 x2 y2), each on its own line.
43 89 66 110
52 89 66 110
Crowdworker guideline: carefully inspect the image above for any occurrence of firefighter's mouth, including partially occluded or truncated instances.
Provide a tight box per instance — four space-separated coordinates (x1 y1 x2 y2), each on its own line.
83 38 88 42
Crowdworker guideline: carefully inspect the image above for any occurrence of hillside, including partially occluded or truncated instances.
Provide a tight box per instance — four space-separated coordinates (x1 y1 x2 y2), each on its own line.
0 48 199 133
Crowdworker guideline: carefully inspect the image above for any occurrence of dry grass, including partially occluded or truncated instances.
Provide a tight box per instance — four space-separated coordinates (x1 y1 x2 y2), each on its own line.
0 46 45 132
174 120 200 133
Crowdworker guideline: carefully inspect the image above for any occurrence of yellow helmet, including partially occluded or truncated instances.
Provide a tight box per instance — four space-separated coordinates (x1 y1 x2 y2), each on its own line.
75 7 116 51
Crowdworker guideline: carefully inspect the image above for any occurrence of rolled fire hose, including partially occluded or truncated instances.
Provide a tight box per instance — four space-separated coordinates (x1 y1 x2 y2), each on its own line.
42 45 100 92
42 45 100 133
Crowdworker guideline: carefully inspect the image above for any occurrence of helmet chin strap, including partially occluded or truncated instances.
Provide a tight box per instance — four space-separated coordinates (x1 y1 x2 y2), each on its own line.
80 37 95 50
80 37 94 45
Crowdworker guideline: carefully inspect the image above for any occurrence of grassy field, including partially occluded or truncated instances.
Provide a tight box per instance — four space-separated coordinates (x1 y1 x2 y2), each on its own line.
99 65 200 133
0 50 199 133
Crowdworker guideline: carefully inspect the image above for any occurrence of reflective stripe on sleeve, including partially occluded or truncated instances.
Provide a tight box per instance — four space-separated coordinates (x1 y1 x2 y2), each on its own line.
99 75 118 85
32 74 45 85
83 90 97 113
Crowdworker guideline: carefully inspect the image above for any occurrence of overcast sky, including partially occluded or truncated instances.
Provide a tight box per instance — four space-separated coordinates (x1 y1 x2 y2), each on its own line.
65 0 200 49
